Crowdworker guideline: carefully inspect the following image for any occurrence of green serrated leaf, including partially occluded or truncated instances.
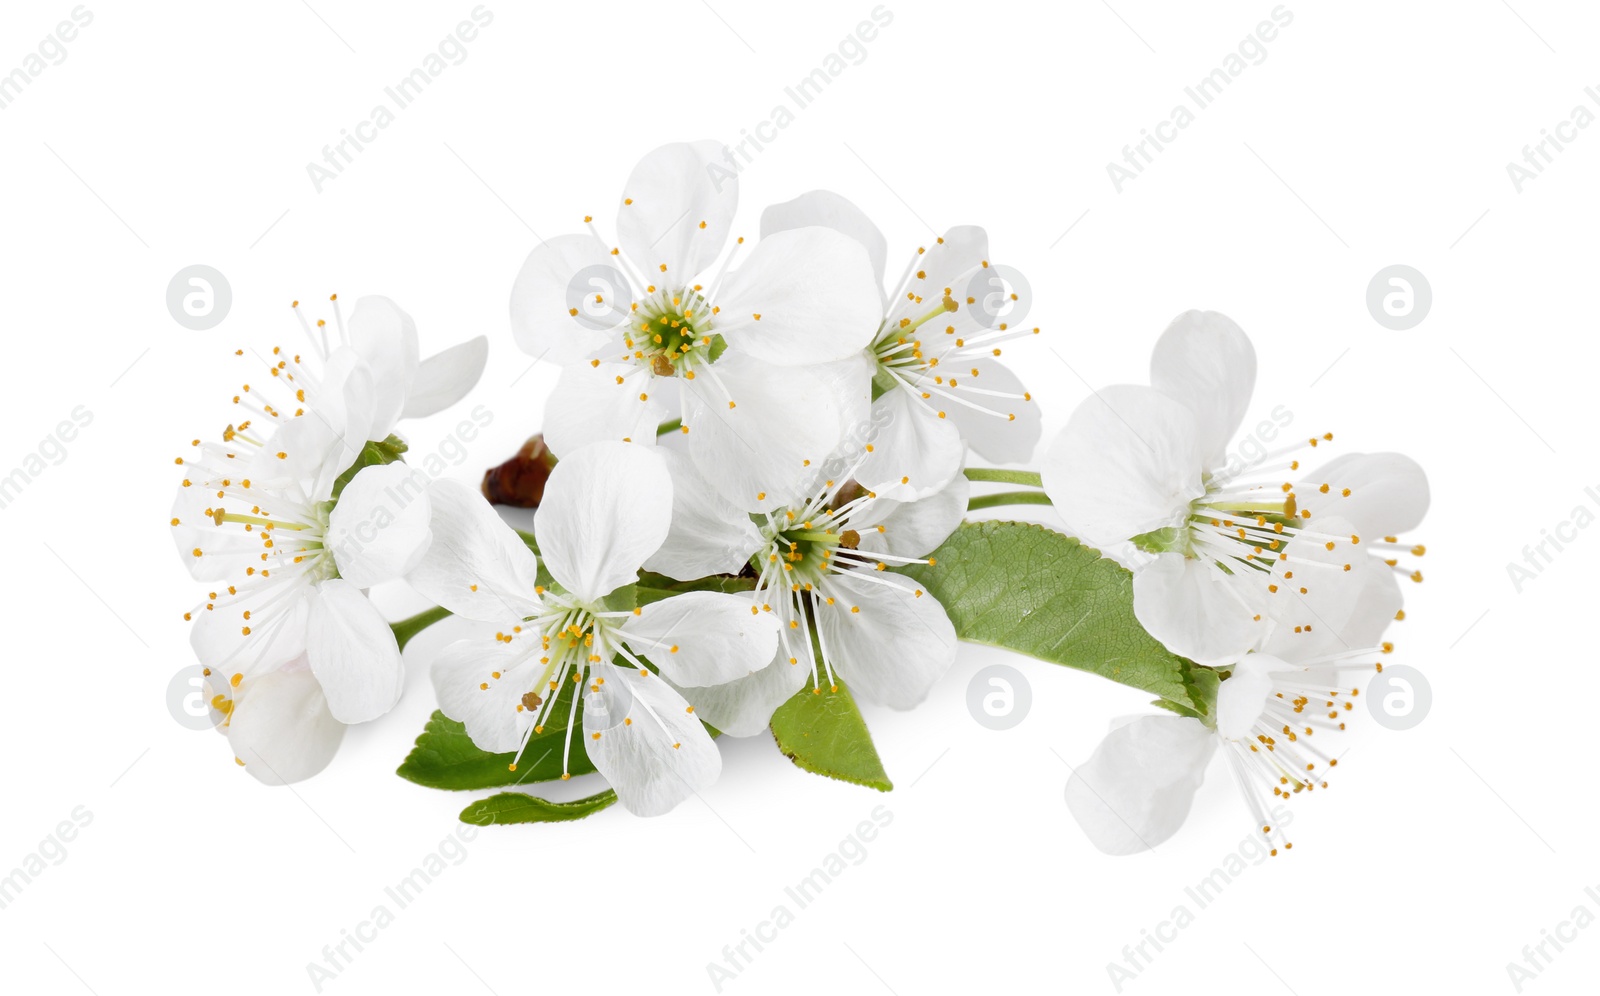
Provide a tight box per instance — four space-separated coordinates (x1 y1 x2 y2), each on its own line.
330 434 408 498
458 788 618 825
899 520 1206 714
396 688 595 791
770 680 892 792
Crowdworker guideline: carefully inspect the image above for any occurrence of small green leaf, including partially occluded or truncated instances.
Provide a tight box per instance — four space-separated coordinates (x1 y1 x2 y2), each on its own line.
459 788 618 825
330 434 408 498
396 691 595 791
770 680 892 792
900 520 1208 715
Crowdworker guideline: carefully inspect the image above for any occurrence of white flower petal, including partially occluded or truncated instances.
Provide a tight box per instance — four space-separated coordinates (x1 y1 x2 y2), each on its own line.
325 463 433 589
583 662 721 817
226 664 345 785
816 572 956 709
346 296 420 439
682 350 843 513
191 584 313 680
1295 452 1430 537
1148 310 1255 468
620 591 779 687
305 579 404 724
302 348 378 488
1131 553 1268 666
534 441 671 602
852 475 969 560
819 350 877 445
510 233 626 366
251 358 373 496
1064 714 1217 855
715 227 882 366
243 413 334 495
886 226 990 328
643 447 764 580
760 189 888 306
1216 654 1292 739
852 388 965 499
616 140 736 281
407 479 541 622
542 362 666 458
431 637 535 754
1259 514 1403 661
403 336 488 419
1041 384 1206 548
941 359 1041 465
670 648 811 737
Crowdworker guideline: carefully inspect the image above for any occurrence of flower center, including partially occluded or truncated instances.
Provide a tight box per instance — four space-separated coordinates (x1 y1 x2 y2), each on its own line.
624 287 722 377
1130 434 1426 601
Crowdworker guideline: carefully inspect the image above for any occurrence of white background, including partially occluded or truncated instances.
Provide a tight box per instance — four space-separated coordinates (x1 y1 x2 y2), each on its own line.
0 1 1593 993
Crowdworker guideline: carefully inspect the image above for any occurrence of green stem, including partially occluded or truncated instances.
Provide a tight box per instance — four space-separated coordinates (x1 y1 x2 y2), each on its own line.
966 490 1054 512
656 418 682 436
964 467 1043 487
390 605 453 652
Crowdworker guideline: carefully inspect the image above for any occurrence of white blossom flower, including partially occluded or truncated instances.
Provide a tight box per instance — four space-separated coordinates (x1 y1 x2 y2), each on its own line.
238 294 487 492
642 445 964 735
172 436 433 778
408 442 779 817
761 190 1043 496
509 143 882 510
1040 310 1429 665
1063 555 1401 855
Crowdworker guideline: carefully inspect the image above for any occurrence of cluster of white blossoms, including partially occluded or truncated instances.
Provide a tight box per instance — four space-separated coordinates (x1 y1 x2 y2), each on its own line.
167 143 1428 842
170 295 487 783
1045 311 1429 855
168 142 1040 816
